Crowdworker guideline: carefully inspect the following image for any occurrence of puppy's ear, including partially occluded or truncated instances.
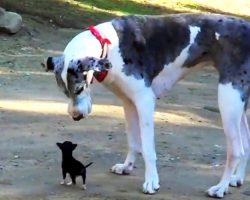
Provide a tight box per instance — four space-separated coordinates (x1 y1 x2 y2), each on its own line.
72 143 77 151
56 142 62 149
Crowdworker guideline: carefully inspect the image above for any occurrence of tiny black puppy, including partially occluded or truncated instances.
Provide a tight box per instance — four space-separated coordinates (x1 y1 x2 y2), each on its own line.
57 141 93 190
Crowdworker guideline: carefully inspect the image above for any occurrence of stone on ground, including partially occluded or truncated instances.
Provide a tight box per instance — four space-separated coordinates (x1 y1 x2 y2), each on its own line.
0 7 22 34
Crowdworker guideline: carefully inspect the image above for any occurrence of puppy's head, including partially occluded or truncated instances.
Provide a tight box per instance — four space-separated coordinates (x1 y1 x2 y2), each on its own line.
57 141 77 156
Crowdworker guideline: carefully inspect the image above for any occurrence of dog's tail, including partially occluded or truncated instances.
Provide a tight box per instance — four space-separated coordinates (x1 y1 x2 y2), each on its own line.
85 162 93 168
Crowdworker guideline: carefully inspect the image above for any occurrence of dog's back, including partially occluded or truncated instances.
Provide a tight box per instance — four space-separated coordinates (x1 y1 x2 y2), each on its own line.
112 14 250 100
62 157 84 175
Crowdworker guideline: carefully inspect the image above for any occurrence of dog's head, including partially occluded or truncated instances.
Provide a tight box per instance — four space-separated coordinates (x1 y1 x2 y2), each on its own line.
44 55 111 121
56 141 77 156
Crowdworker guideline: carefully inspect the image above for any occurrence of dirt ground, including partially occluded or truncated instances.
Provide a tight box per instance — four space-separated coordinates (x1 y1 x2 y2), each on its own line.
0 15 250 200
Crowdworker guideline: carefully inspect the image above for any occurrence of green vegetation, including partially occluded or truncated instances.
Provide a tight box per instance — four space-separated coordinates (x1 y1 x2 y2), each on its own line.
1 0 249 28
74 0 163 15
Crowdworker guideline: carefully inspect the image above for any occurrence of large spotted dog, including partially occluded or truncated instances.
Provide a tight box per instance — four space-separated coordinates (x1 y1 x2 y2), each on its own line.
45 13 250 198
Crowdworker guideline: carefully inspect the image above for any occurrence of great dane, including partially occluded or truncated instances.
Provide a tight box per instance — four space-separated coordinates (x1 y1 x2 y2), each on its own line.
45 13 250 198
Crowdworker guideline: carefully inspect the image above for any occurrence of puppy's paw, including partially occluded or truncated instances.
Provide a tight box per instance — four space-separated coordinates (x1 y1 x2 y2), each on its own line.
66 181 73 186
111 163 133 175
82 184 87 190
60 180 66 185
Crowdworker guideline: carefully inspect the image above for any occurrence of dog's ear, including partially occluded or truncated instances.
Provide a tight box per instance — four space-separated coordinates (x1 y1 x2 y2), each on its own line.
72 143 77 151
42 56 64 72
46 57 54 71
78 57 112 72
95 58 112 71
56 142 62 149
76 57 112 85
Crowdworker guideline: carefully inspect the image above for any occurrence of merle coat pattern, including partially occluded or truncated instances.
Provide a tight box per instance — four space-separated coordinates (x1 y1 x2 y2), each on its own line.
46 14 250 198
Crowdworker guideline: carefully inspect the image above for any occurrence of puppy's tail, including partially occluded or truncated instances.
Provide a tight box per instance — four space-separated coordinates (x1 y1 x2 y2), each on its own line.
85 162 93 168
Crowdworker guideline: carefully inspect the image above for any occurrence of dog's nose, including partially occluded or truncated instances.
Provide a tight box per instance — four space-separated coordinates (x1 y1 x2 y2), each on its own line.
72 114 84 121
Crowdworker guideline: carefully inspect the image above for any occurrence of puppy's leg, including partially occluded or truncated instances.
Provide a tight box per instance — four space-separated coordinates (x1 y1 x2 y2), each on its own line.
68 174 76 186
134 91 159 194
111 98 141 175
208 83 245 198
60 169 67 185
230 113 250 187
81 169 87 190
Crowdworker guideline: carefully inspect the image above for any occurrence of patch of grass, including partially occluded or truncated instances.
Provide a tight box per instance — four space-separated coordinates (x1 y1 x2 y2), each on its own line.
0 0 175 28
1 0 250 28
74 0 164 15
0 0 116 28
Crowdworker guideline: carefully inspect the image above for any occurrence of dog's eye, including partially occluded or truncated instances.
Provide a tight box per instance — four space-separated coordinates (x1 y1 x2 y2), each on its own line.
74 82 84 95
64 89 70 97
83 74 87 80
74 87 83 95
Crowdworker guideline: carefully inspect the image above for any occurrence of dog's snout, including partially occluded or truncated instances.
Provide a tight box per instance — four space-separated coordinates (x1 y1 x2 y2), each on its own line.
72 114 84 121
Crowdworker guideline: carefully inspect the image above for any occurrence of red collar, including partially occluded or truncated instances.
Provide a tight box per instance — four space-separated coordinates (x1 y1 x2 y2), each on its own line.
88 25 111 83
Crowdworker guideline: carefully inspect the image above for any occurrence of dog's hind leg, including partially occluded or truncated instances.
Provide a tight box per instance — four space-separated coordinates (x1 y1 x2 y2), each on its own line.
111 98 141 175
68 174 76 185
230 112 250 187
207 83 245 198
81 171 87 190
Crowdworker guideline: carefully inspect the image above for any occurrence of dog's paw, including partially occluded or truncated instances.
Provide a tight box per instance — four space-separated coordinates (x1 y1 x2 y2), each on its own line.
60 180 66 185
142 176 160 194
230 175 243 187
66 181 73 186
82 184 87 190
207 183 229 198
111 163 133 175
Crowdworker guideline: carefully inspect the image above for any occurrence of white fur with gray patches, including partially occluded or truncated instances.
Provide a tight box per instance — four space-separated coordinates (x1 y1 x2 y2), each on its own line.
97 22 160 193
47 14 250 198
152 26 200 97
61 23 107 118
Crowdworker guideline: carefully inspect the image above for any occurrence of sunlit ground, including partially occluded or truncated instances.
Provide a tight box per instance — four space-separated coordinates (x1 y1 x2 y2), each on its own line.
0 99 220 128
147 0 250 16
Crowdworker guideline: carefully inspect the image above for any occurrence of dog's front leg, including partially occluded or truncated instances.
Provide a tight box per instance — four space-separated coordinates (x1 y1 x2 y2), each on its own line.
134 91 160 194
60 168 67 185
111 98 141 174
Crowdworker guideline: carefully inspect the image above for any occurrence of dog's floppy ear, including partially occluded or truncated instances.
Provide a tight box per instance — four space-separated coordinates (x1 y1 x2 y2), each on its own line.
42 56 64 72
78 57 112 72
46 57 54 71
77 57 112 85
95 58 112 72
56 142 62 149
72 143 77 151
